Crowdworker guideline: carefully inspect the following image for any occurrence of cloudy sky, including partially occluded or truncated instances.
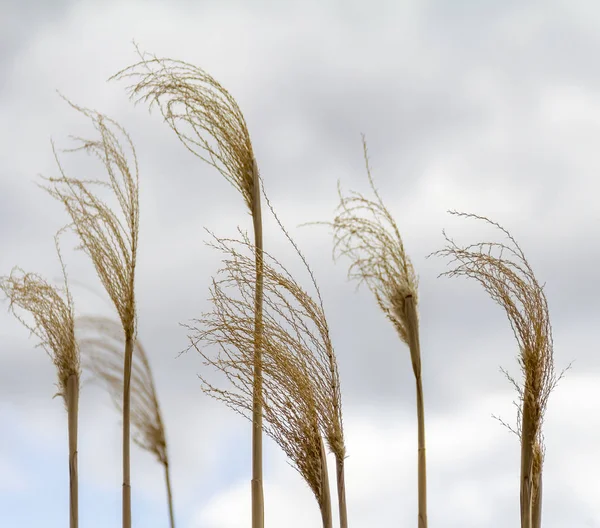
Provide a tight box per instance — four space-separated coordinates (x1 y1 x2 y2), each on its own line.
1 0 599 526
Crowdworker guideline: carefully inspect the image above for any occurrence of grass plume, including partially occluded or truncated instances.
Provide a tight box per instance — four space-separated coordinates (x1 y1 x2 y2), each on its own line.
429 210 564 528
40 98 139 528
185 230 346 527
311 135 425 527
0 237 80 528
110 47 266 527
76 316 175 528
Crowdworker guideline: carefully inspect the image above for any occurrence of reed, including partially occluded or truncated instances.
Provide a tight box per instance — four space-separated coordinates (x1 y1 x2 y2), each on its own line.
185 231 345 527
264 191 348 528
1 237 80 528
313 135 425 527
76 315 175 528
429 211 564 528
40 99 139 528
532 438 543 528
110 48 265 528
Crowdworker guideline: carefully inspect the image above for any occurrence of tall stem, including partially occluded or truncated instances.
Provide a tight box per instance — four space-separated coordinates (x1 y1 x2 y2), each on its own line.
122 333 134 528
532 472 542 528
520 398 535 528
164 462 176 528
405 295 427 528
66 374 79 528
335 455 348 528
251 159 265 528
320 437 333 528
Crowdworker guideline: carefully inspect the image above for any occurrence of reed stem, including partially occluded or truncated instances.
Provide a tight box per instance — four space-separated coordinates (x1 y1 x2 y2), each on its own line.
532 474 542 528
405 295 427 528
335 455 348 528
122 333 134 528
520 399 535 528
164 462 176 528
66 374 79 528
320 437 333 528
251 159 265 528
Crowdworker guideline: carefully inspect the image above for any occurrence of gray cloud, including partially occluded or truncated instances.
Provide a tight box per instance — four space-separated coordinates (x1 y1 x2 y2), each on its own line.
1 0 599 526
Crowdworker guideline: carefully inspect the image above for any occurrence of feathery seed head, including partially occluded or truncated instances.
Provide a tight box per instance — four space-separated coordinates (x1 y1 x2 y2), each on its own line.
1 239 80 407
186 231 345 491
40 97 139 338
110 46 256 211
430 211 560 449
322 135 418 345
76 316 168 465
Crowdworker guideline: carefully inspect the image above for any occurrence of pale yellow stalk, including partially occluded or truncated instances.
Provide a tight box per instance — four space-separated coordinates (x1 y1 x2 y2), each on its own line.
430 211 566 528
251 159 265 528
1 242 80 528
314 135 425 526
41 99 139 528
404 295 427 528
111 53 263 527
320 437 333 528
77 315 176 528
66 373 79 528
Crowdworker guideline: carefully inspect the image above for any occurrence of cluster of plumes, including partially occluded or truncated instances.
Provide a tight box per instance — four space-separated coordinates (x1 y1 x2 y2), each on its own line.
325 135 419 346
110 47 263 527
40 97 140 338
110 45 257 212
0 240 80 406
429 211 564 527
76 316 169 465
184 231 344 507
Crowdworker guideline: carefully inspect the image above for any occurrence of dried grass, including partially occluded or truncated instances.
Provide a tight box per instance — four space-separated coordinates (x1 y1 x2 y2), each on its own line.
110 47 266 527
0 236 80 528
109 45 256 211
76 316 175 528
40 98 139 528
185 230 344 527
311 135 425 527
429 210 566 528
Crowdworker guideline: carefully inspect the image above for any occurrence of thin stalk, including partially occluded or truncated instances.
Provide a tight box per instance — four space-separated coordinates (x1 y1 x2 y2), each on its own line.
122 333 134 528
532 439 543 528
0 253 81 528
335 455 348 528
520 400 535 528
429 211 568 528
164 462 175 528
320 437 333 528
251 158 265 528
405 295 427 528
532 475 542 528
66 373 79 528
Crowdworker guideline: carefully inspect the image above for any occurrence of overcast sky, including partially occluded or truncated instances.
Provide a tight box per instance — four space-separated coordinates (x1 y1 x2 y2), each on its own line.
1 0 599 527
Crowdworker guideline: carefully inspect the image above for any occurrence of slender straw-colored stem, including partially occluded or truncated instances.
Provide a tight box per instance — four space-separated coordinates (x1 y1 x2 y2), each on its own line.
335 455 348 528
520 400 535 528
122 333 134 528
415 376 427 528
66 374 79 528
164 462 176 528
251 159 265 528
320 437 333 528
532 473 542 528
404 295 427 528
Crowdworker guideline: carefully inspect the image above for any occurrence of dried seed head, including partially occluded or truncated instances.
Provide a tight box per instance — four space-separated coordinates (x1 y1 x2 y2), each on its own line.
186 230 344 499
1 238 80 408
431 211 565 474
315 135 418 345
110 45 256 211
39 97 139 339
77 316 169 465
